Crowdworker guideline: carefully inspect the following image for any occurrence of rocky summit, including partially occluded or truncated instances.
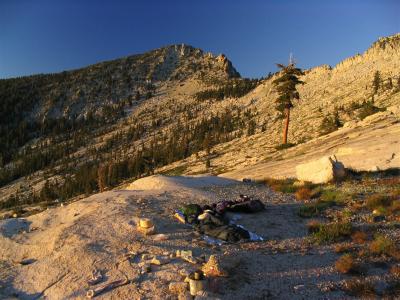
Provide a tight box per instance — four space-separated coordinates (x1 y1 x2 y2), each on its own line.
0 32 400 299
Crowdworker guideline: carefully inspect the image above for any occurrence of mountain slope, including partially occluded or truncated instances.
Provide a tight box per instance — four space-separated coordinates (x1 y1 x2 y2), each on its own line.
1 34 400 217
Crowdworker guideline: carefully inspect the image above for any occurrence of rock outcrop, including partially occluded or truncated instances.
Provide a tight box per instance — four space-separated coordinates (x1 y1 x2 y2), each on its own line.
296 156 346 184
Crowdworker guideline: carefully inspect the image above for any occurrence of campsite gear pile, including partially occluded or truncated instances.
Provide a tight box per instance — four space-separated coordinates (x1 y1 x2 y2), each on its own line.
175 194 265 243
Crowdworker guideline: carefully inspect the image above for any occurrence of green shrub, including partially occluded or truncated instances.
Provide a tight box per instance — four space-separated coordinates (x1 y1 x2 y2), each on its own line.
320 189 348 205
264 178 297 193
311 222 353 244
319 111 343 135
298 200 333 218
357 100 385 120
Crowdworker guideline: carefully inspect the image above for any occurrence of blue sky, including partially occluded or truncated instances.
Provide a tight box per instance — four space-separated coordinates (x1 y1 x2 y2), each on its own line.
0 0 399 79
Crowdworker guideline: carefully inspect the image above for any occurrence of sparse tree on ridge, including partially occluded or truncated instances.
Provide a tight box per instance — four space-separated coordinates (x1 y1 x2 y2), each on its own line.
272 60 304 144
372 71 381 95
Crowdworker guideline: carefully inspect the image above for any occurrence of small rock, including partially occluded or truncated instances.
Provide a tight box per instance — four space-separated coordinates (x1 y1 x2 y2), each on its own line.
169 282 188 294
293 284 305 291
151 256 170 265
179 268 192 277
141 254 152 261
153 234 168 241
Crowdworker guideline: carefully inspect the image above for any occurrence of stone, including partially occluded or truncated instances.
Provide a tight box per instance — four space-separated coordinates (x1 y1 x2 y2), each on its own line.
169 282 188 294
150 256 170 265
139 218 153 228
179 268 193 277
141 254 152 261
201 255 228 277
153 234 168 241
137 225 155 235
189 278 207 296
295 156 346 184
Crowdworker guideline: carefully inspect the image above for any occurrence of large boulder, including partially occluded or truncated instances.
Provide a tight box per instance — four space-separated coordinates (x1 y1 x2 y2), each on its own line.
295 156 346 184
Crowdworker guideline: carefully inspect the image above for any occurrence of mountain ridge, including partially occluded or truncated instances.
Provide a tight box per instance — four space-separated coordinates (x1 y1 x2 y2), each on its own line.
1 33 400 218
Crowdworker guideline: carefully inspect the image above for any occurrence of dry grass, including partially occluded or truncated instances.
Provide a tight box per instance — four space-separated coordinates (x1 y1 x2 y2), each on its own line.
366 194 392 211
335 254 357 274
369 235 398 258
334 243 354 254
311 222 353 244
342 279 376 297
351 231 368 244
264 178 297 193
306 220 321 233
390 265 400 277
389 200 400 214
295 187 313 200
379 177 400 186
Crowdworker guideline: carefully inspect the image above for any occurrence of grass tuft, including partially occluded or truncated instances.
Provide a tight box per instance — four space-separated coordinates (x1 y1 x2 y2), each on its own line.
307 220 321 233
390 265 400 277
311 222 353 244
335 254 357 274
295 187 313 200
366 194 392 211
343 279 376 297
264 178 297 193
351 231 368 244
369 235 396 257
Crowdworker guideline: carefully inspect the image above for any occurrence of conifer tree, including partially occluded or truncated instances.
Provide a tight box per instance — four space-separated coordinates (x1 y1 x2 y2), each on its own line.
272 61 304 144
372 71 381 94
97 164 107 192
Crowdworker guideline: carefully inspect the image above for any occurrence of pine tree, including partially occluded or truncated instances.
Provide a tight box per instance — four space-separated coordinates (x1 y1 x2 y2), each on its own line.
372 71 381 94
97 164 107 192
272 62 304 144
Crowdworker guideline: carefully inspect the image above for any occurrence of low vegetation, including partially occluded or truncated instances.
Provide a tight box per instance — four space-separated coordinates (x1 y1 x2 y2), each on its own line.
335 254 357 274
353 100 386 120
351 231 368 244
369 235 397 257
319 110 343 135
311 222 352 244
265 171 400 297
342 279 376 297
194 78 259 101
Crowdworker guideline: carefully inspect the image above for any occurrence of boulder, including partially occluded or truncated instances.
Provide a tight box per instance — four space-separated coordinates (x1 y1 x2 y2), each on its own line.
295 156 346 184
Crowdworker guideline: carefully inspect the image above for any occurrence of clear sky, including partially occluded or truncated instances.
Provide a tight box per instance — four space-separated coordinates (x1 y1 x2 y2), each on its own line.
0 0 399 79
